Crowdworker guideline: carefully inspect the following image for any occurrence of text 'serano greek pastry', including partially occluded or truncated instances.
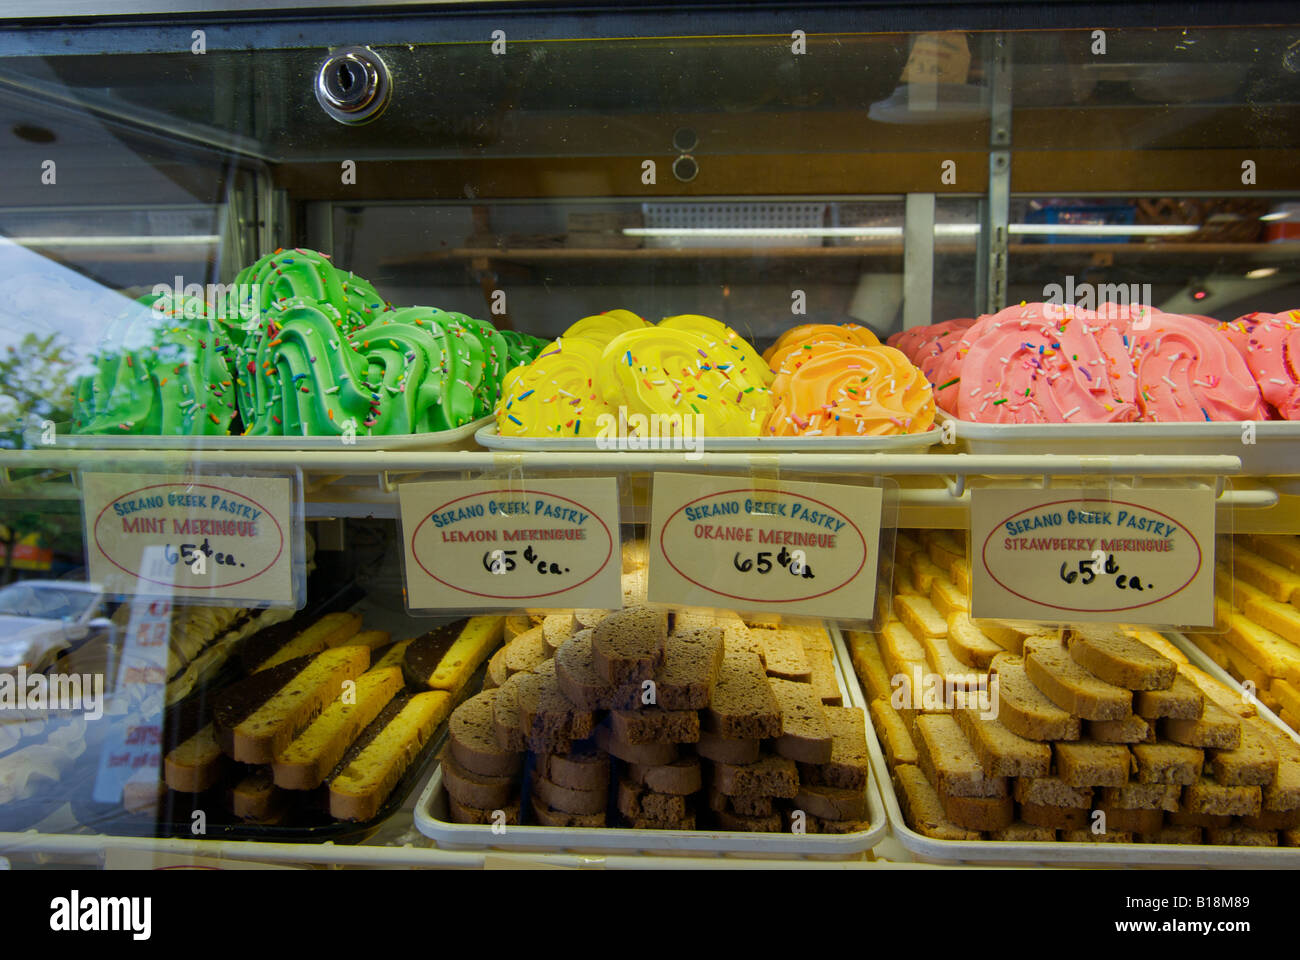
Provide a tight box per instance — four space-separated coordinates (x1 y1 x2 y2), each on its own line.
1128 311 1269 422
956 303 1140 424
763 322 881 373
497 337 615 437
1221 311 1300 420
765 340 935 436
72 292 240 435
601 326 774 436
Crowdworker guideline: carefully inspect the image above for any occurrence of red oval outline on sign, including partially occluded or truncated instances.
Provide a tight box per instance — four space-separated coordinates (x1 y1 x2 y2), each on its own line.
658 488 868 604
92 481 285 590
980 497 1203 613
409 489 614 600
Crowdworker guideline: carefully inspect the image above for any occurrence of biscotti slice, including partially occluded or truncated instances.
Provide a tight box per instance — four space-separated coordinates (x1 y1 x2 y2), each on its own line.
770 676 832 764
537 743 610 791
1242 808 1300 830
502 626 548 677
794 782 868 821
787 622 833 653
1205 825 1277 846
990 822 1056 842
893 764 981 840
592 605 668 685
954 708 1051 778
329 690 451 821
1021 802 1090 831
1246 534 1300 573
1169 809 1231 829
913 714 1007 798
609 707 699 745
1207 721 1279 785
711 753 799 798
225 645 370 764
417 615 504 692
1233 546 1300 602
806 649 843 706
988 654 1081 741
909 553 946 597
655 627 725 710
1100 782 1180 811
869 699 918 769
712 808 780 832
554 630 640 711
617 778 689 821
594 724 679 765
946 612 1004 670
708 787 774 817
573 609 607 630
1023 636 1133 721
1014 776 1092 808
449 690 522 778
1096 806 1164 834
1183 778 1262 817
628 756 701 796
272 665 405 789
878 620 929 679
1178 663 1255 719
1139 824 1201 844
371 637 416 673
1258 725 1300 811
164 724 227 793
448 791 521 826
1125 628 1189 665
541 613 576 656
1225 613 1300 680
1067 626 1177 691
329 629 390 653
806 705 871 790
533 772 606 815
1245 593 1300 648
252 612 363 672
504 614 532 642
847 631 893 703
440 749 519 810
705 649 782 740
979 619 1054 655
1053 740 1134 787
530 795 606 828
514 659 595 753
483 646 509 690
756 628 812 682
1134 674 1204 720
1163 700 1242 750
1086 714 1151 744
896 593 948 641
1131 743 1204 785
916 629 985 695
229 767 286 821
492 670 528 751
941 791 1014 832
930 576 969 620
924 529 966 569
696 729 761 765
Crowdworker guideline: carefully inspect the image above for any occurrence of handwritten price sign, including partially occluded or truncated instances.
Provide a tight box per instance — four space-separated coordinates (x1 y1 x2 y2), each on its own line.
398 478 621 610
970 487 1215 625
648 473 882 620
82 473 295 605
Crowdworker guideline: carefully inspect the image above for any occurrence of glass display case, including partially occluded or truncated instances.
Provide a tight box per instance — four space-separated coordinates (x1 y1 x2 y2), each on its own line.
1 1 1299 873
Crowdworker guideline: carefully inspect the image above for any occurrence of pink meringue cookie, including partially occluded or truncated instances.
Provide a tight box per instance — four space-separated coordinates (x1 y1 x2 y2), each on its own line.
956 302 1140 423
1223 310 1300 420
1128 312 1269 422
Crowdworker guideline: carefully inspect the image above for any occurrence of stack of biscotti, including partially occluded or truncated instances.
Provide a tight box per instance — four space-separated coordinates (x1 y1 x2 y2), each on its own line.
444 606 874 834
855 529 1300 848
160 615 502 824
1182 535 1300 733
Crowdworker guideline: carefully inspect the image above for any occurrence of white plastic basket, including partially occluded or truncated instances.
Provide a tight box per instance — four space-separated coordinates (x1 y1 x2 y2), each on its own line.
640 202 828 249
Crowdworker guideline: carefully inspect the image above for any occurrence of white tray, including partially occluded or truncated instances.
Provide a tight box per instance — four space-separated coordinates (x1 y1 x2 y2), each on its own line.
414 633 888 856
44 416 492 452
938 410 1300 476
830 625 1300 867
475 422 942 454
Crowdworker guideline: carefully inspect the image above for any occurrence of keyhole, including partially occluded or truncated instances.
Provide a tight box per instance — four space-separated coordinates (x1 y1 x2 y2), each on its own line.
337 62 354 91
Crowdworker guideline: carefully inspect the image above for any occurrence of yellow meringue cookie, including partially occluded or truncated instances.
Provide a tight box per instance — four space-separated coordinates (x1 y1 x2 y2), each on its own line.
658 314 774 386
496 337 615 437
561 309 650 347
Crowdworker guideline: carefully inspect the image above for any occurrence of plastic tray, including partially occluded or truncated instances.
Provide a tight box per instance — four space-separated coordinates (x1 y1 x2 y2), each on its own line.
830 625 1300 867
414 632 888 856
938 409 1300 476
45 416 491 452
475 422 942 454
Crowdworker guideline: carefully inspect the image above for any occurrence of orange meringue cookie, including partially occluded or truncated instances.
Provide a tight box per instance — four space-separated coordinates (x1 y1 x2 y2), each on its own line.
763 322 881 370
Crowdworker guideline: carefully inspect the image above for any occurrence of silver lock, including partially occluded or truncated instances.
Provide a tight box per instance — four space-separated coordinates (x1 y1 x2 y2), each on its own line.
315 46 391 124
